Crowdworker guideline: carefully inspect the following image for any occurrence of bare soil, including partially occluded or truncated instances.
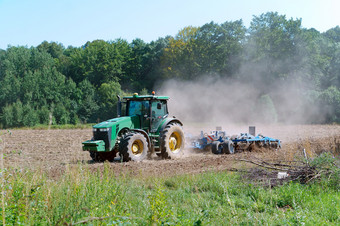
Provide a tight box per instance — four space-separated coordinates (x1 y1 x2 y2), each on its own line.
1 124 340 179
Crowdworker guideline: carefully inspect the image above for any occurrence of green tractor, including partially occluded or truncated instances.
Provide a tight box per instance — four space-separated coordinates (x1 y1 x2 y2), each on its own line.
82 92 185 162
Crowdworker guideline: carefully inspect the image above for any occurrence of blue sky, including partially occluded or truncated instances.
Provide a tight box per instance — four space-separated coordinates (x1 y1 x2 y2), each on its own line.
0 0 339 49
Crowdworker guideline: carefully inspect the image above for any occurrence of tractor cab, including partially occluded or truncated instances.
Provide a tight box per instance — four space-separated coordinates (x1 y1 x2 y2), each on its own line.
119 92 169 132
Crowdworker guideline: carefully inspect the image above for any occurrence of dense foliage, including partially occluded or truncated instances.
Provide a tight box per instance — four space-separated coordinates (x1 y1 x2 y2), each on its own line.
1 12 340 127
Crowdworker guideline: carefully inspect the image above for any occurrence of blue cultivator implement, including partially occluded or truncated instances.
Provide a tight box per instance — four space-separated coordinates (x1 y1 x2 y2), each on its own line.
188 126 281 154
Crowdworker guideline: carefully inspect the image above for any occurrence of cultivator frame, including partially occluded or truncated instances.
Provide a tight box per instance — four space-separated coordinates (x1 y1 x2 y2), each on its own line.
232 133 281 149
188 126 281 154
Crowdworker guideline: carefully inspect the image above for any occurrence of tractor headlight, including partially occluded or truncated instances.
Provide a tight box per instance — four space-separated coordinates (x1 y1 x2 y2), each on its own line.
92 128 97 132
99 128 109 132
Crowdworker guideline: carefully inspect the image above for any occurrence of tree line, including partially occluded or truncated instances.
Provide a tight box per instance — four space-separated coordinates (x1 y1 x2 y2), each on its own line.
0 12 339 128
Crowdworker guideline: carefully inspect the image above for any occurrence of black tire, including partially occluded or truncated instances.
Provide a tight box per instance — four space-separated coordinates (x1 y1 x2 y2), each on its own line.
271 142 278 148
255 141 262 148
160 123 185 159
90 150 117 162
212 141 222 154
222 140 234 154
119 132 149 162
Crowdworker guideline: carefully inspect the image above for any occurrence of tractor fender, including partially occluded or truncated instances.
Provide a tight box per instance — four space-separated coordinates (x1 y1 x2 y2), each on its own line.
131 129 152 150
159 117 183 133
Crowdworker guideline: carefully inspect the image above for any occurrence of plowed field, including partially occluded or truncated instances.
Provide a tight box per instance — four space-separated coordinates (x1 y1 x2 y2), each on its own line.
1 124 340 178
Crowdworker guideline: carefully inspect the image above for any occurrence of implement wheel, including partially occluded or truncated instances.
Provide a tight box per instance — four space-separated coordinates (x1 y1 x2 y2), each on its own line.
160 123 185 159
222 141 234 154
212 141 223 154
271 142 279 149
119 132 148 162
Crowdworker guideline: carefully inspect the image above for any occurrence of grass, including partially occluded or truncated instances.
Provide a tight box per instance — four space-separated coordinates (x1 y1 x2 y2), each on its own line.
1 161 339 225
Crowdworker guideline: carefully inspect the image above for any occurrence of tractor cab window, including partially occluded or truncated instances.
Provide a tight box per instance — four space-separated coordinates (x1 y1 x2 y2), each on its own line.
127 101 149 116
151 101 167 118
151 100 168 131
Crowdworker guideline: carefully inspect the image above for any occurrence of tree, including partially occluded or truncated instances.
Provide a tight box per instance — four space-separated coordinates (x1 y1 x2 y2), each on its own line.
96 81 124 121
124 38 152 91
77 79 98 123
255 94 278 123
68 39 130 87
0 73 21 107
161 26 200 79
327 47 340 88
22 104 39 127
0 45 83 127
1 104 14 128
12 100 23 127
323 26 340 43
37 41 64 59
0 46 31 78
244 12 303 87
53 103 69 125
318 86 340 122
195 20 246 76
140 37 170 90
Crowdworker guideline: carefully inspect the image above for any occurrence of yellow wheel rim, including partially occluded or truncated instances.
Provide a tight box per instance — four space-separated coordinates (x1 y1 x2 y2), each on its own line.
169 131 182 153
131 139 143 156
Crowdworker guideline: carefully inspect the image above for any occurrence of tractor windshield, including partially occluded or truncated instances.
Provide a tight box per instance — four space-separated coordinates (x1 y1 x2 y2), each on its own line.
127 100 149 116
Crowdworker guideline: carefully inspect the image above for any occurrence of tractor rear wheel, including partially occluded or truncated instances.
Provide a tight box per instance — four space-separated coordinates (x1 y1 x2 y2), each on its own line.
160 123 185 159
119 132 148 162
90 150 117 162
222 141 234 154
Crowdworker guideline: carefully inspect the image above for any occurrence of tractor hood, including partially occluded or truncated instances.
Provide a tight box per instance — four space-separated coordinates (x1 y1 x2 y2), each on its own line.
93 115 140 130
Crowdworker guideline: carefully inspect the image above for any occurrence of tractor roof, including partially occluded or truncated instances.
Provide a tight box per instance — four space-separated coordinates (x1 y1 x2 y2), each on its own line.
123 93 169 100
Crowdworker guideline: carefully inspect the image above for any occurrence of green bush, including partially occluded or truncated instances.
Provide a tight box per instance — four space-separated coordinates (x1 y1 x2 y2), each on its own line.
22 104 39 127
1 104 14 128
38 105 51 125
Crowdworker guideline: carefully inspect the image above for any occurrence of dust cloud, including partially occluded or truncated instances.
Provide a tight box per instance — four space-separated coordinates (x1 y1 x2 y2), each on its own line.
159 77 257 124
157 75 322 128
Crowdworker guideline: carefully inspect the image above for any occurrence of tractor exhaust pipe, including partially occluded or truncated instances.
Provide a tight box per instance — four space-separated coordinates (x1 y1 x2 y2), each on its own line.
117 95 121 117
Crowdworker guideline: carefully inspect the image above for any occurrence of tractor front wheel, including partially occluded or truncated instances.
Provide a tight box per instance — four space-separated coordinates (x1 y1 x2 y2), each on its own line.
119 132 149 162
160 123 185 159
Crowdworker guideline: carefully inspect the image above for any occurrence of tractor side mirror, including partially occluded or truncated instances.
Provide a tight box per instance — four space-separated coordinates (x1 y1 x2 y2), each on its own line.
157 103 162 110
